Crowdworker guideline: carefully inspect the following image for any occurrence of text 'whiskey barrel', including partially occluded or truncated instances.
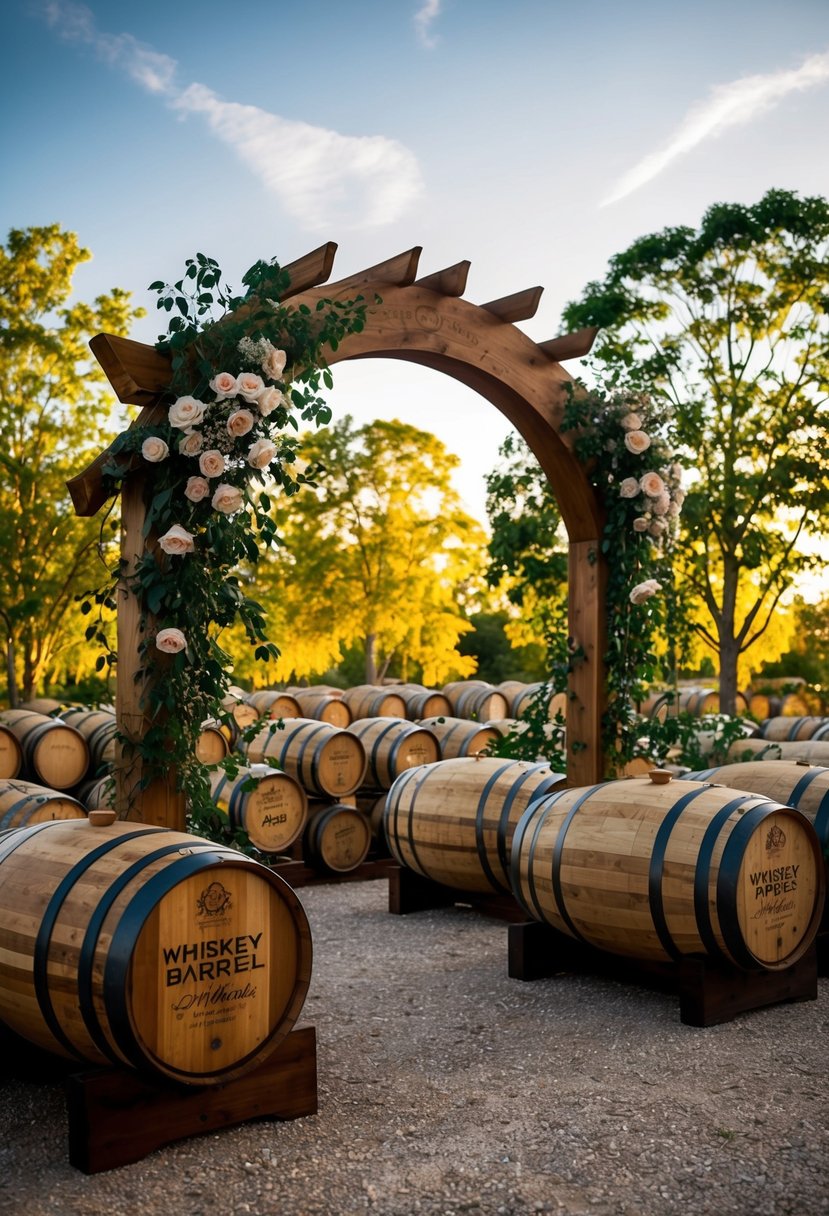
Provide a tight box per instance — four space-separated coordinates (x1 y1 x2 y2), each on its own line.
0 817 312 1085
384 757 567 895
510 776 825 971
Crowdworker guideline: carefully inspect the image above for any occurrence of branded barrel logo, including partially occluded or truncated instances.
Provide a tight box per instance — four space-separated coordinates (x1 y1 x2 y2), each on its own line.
765 824 787 853
197 880 232 917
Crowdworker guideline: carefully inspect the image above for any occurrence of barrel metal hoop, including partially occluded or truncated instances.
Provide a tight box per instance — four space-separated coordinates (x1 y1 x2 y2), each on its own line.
0 817 65 863
299 723 335 794
693 795 772 964
509 788 571 923
494 764 562 885
365 718 404 785
384 765 430 876
788 718 807 741
813 786 829 846
33 828 161 1061
475 760 527 895
0 791 49 828
716 803 784 969
789 765 825 809
684 769 718 782
648 785 715 961
77 841 211 1063
551 784 608 945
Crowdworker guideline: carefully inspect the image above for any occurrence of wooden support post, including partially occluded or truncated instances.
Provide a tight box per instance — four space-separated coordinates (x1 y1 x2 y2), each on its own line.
568 539 607 785
677 949 818 1028
66 1025 318 1174
388 865 457 914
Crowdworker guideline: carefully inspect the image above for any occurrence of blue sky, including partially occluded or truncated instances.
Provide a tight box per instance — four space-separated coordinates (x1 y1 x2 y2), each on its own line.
2 0 828 519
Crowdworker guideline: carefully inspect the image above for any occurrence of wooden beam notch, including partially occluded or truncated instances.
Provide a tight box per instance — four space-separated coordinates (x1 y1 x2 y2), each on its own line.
481 286 544 324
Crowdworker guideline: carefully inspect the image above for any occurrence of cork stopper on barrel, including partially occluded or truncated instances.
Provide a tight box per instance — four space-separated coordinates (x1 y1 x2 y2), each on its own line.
88 808 117 827
648 769 673 785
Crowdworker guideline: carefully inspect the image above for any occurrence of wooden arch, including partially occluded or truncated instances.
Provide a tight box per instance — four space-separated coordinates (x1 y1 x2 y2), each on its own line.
70 243 607 829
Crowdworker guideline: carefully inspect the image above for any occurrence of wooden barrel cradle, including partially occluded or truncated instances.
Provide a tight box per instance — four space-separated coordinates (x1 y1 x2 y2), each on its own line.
0 710 89 789
396 687 452 720
416 716 501 759
303 802 372 873
60 707 118 773
291 691 352 728
240 719 367 799
0 725 23 780
246 690 303 721
209 766 307 853
759 716 829 742
346 718 441 790
341 686 407 721
0 816 312 1085
510 775 825 971
726 737 829 765
384 757 567 895
0 779 86 828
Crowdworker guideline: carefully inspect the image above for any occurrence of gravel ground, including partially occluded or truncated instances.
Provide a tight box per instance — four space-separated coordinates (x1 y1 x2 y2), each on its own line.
2 877 827 1216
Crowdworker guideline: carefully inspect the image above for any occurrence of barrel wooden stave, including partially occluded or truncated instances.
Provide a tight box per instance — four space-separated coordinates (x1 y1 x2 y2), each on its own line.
346 717 441 789
510 777 824 971
0 819 312 1084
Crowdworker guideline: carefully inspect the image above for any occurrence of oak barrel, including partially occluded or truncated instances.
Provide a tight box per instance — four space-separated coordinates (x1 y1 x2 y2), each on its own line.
346 717 440 790
77 774 116 811
443 682 509 722
685 760 829 854
60 708 118 772
195 720 231 765
0 726 23 780
510 776 825 971
0 709 89 788
291 691 352 727
396 686 452 720
384 757 567 895
303 803 372 873
240 718 367 799
0 779 86 828
210 765 307 853
246 690 302 720
341 686 407 721
759 716 829 742
416 715 501 758
511 684 568 722
726 738 829 765
0 817 312 1083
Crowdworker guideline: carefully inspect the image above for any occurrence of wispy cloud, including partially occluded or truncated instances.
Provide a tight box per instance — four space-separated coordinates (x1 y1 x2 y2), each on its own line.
43 1 423 230
414 0 441 49
602 50 829 207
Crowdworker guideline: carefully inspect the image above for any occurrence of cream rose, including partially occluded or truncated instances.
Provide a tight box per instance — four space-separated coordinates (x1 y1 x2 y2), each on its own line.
649 519 668 537
619 477 640 498
158 525 195 556
168 396 206 429
651 491 671 516
629 579 662 605
178 430 204 456
257 386 286 418
261 345 288 380
155 627 187 654
632 516 650 533
227 409 255 438
621 412 643 431
209 371 238 401
185 476 210 503
624 430 651 455
199 449 226 478
236 372 265 403
141 436 169 463
674 488 686 507
212 483 245 515
639 472 666 498
247 438 278 470
667 500 681 518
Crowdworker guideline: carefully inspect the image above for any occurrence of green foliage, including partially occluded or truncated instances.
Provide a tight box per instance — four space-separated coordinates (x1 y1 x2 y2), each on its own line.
638 710 756 772
485 680 567 771
0 224 143 704
87 253 368 820
563 189 829 711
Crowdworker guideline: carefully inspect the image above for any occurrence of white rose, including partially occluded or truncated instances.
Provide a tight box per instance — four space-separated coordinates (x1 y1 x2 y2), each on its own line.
227 409 255 438
624 430 651 455
185 476 210 503
141 436 169 463
247 438 278 470
212 483 245 515
261 345 288 380
621 413 643 431
629 579 661 606
209 371 238 401
158 525 195 556
168 396 206 429
236 372 265 403
619 477 640 499
257 386 286 417
178 430 204 456
199 449 226 478
640 472 666 498
155 627 187 654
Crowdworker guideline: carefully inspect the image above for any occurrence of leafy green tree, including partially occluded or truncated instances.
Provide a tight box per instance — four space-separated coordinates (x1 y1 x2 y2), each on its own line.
0 225 143 704
457 611 547 684
563 189 829 713
235 415 486 686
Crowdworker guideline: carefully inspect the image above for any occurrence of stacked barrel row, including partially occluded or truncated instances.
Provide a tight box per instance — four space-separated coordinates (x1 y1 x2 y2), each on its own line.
382 757 826 973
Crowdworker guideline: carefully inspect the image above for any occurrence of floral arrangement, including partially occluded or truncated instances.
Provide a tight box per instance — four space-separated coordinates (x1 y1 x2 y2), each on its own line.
90 253 368 822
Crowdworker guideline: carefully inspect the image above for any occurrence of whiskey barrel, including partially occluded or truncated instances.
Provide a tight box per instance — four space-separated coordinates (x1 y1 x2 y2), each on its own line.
416 716 501 758
210 766 307 853
759 716 828 742
0 726 23 780
240 719 367 799
444 683 509 723
384 757 567 895
0 709 89 788
726 738 829 765
303 803 372 873
510 776 824 971
246 690 303 720
511 684 568 722
60 708 118 772
16 698 70 716
395 687 452 720
0 816 312 1084
341 686 407 721
0 779 86 828
77 774 116 811
291 692 352 728
684 761 829 853
194 720 231 765
346 718 440 790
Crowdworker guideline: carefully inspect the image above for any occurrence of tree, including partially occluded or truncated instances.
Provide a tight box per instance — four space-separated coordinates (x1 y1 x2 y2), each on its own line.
563 189 829 712
0 225 143 704
234 415 486 687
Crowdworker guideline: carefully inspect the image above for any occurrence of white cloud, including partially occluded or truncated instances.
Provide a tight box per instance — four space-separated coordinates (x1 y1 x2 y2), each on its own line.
43 0 423 229
414 0 441 49
602 50 829 207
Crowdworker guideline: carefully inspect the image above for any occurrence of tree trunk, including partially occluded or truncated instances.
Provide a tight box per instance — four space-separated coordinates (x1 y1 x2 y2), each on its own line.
3 635 17 708
364 633 378 684
718 556 740 716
